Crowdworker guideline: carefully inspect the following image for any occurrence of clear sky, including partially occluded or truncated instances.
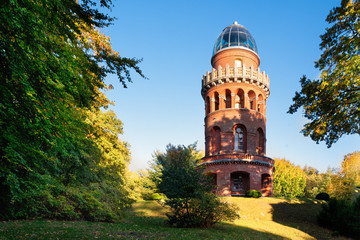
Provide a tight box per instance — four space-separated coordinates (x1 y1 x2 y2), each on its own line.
103 0 359 173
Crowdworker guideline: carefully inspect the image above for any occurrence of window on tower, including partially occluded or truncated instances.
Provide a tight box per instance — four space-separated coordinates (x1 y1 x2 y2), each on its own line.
258 94 264 114
234 125 246 151
248 90 256 110
256 128 265 155
225 89 231 108
210 126 221 154
205 96 210 114
235 89 244 108
214 92 219 111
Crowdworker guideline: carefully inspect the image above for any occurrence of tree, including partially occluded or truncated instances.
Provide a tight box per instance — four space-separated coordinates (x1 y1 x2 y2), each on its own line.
288 0 360 147
326 151 360 200
273 158 306 198
303 166 329 198
157 144 212 199
154 144 239 228
0 0 145 220
340 151 360 187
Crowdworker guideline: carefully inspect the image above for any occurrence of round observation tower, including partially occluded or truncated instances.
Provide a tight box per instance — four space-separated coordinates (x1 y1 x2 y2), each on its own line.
201 22 274 197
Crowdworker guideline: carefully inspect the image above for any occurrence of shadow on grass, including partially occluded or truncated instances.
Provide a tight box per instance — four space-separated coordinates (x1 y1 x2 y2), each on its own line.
126 201 284 240
270 199 348 240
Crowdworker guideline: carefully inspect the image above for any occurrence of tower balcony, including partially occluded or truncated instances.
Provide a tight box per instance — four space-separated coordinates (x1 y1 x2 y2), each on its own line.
201 63 270 97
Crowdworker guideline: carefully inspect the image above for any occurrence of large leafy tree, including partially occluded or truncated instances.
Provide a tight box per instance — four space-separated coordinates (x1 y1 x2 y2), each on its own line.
0 0 144 220
273 158 306 198
288 0 360 147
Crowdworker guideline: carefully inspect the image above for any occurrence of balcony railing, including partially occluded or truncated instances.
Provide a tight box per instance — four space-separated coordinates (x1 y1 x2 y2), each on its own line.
201 63 270 96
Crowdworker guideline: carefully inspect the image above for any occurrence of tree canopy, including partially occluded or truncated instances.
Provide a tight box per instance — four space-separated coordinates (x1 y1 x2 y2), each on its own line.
0 0 144 220
288 0 360 147
273 158 306 198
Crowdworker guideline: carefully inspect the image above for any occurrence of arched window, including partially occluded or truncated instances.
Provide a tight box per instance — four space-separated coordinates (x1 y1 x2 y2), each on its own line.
256 128 265 155
235 60 242 68
248 90 256 110
235 89 244 108
257 94 264 114
214 92 219 111
210 126 221 154
225 89 231 108
205 96 210 114
234 125 246 151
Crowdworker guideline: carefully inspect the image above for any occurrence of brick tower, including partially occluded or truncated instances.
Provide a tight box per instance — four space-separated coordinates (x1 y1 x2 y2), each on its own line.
201 22 274 197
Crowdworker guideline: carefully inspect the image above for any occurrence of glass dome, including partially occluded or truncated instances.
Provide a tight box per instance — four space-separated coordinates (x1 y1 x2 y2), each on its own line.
212 22 258 56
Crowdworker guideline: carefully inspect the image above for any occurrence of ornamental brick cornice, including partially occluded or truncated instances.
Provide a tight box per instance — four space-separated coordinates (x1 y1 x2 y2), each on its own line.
200 153 274 166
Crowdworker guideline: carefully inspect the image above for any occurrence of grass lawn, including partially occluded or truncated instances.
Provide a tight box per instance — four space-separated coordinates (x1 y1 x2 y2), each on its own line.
0 197 352 240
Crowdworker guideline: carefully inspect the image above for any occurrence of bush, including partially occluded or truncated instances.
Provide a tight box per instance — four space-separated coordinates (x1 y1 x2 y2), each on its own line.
155 144 239 228
315 192 330 201
246 190 262 198
164 193 239 228
7 182 133 222
317 195 360 238
151 193 166 200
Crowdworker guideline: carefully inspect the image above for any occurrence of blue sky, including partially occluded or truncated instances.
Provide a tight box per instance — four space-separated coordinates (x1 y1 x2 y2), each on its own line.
103 0 359 173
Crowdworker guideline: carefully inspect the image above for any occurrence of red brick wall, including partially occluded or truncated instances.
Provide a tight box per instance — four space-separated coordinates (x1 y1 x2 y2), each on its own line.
211 48 260 69
203 162 273 197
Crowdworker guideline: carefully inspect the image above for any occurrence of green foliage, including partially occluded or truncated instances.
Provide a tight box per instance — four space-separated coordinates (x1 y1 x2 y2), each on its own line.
246 190 262 198
288 0 360 147
164 193 239 228
157 144 212 199
154 144 239 228
0 0 144 220
303 166 332 198
151 193 167 200
273 158 306 198
315 192 330 201
317 195 360 238
325 152 360 200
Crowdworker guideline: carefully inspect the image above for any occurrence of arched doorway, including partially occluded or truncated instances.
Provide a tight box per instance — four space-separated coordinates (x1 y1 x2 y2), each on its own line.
231 171 250 195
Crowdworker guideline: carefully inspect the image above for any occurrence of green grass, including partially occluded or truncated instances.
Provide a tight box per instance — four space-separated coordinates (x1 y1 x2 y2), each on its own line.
0 197 352 239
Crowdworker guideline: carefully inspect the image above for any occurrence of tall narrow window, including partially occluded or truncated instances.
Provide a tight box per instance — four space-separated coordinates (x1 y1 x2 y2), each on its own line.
210 126 221 154
256 128 265 155
225 89 231 108
258 94 264 114
234 126 244 151
214 92 219 111
235 60 242 68
205 96 210 114
235 89 244 108
248 90 256 110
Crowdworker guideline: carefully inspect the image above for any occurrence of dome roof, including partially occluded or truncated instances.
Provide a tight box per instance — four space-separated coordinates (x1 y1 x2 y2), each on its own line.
212 22 258 56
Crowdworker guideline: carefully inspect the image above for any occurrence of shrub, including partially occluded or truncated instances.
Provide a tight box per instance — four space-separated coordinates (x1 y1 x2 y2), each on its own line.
315 192 330 201
155 144 239 228
151 193 166 200
317 195 360 238
246 190 262 198
165 193 239 228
